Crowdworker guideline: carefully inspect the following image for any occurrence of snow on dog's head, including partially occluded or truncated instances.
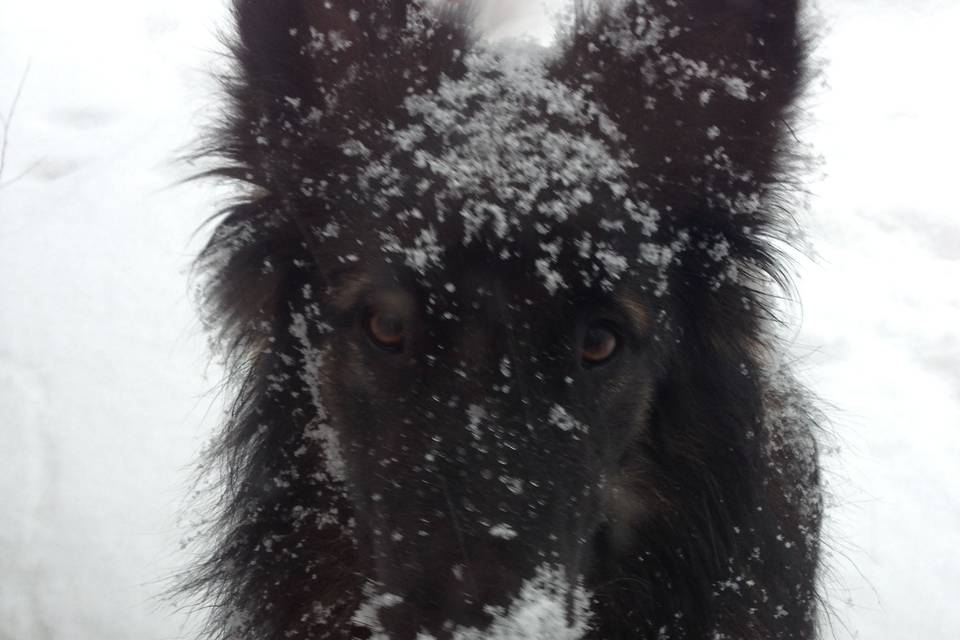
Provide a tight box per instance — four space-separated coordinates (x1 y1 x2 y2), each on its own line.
186 1 822 639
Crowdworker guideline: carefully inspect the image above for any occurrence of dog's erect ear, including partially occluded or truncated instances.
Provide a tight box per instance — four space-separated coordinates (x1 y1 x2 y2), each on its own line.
196 1 474 362
554 0 807 212
218 0 473 186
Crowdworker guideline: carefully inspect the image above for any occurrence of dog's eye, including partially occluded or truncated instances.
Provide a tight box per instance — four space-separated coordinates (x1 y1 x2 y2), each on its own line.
366 309 406 351
581 322 619 366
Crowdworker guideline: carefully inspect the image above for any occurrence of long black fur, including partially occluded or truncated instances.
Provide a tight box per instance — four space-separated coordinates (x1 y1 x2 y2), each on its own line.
183 1 823 639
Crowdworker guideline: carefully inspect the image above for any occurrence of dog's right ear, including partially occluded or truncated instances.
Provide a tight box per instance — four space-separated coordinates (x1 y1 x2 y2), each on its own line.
218 0 474 188
195 2 473 371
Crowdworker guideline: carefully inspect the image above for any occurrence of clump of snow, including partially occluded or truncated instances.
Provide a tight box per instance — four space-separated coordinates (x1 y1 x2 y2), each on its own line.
594 247 629 289
638 231 690 297
288 312 346 482
355 566 590 640
420 565 591 640
499 475 525 495
721 76 751 101
356 45 658 293
466 403 488 441
353 588 405 637
548 404 588 434
395 49 630 230
535 257 566 294
380 226 445 275
489 523 518 540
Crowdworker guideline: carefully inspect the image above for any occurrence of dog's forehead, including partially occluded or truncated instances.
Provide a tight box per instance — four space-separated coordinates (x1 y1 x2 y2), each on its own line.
347 48 661 295
351 214 645 300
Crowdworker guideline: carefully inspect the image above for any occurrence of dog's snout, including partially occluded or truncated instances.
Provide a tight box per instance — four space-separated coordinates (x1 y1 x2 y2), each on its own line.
374 543 528 639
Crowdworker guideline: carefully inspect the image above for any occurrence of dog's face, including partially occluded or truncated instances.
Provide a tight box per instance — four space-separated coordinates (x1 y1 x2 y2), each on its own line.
320 254 661 634
290 51 676 634
196 1 811 638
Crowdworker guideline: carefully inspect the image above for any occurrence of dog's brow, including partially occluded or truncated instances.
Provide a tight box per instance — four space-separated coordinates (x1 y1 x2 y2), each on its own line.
330 271 373 312
616 292 651 334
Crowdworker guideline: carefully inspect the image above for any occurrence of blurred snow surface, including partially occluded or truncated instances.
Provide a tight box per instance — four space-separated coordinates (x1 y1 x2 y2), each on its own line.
1 0 958 639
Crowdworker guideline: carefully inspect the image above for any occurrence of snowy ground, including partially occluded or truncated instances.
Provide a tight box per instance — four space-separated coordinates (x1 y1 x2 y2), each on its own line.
1 1 957 639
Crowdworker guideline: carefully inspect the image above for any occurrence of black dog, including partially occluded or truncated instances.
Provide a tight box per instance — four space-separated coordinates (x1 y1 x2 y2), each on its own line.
184 1 823 638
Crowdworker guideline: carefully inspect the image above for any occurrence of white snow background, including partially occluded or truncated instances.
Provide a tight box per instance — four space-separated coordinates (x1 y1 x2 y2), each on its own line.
1 0 958 638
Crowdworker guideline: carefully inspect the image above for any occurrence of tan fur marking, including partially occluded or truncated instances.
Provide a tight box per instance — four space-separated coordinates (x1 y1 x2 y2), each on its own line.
616 291 651 335
330 272 373 312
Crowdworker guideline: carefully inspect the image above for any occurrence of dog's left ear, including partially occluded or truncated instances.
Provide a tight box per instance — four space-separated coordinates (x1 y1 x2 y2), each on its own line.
554 0 807 211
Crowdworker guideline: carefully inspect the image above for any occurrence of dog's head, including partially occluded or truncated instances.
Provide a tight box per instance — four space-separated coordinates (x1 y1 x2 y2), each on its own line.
194 1 807 638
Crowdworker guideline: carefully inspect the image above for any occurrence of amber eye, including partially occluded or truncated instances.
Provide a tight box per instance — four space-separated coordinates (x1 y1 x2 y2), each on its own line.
581 322 619 366
366 309 406 351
